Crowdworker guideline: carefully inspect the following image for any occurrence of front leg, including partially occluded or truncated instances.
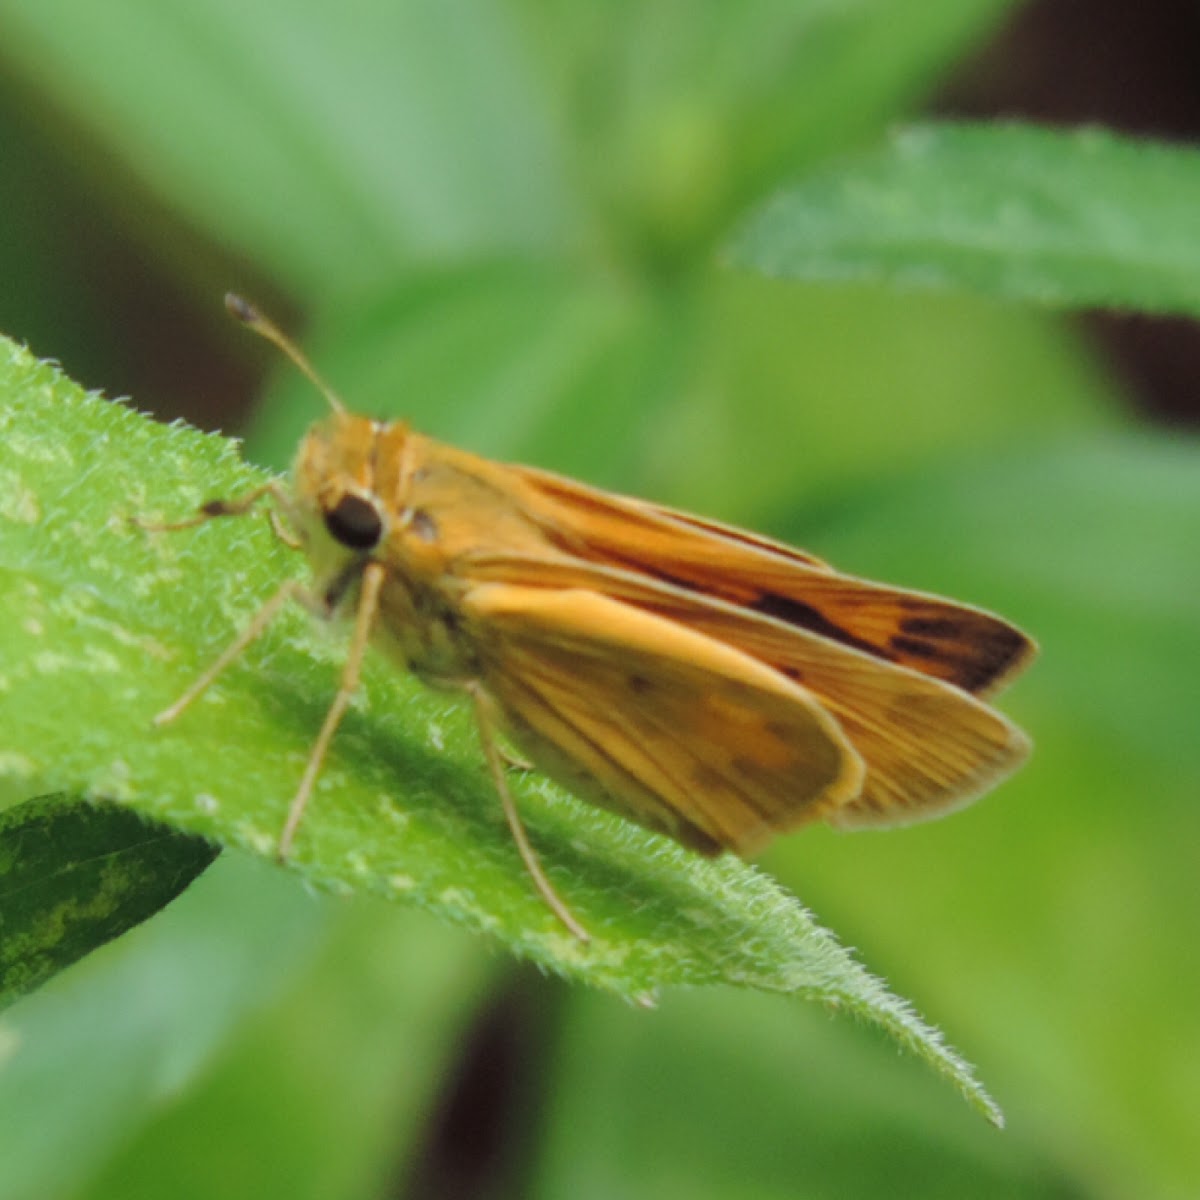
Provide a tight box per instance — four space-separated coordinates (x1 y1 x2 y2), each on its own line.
134 481 283 532
136 481 302 549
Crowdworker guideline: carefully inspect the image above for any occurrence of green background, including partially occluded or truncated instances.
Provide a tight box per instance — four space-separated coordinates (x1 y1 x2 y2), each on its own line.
0 1 1198 1197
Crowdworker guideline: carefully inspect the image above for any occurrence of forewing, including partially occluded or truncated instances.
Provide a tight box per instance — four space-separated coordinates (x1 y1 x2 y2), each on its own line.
461 584 864 856
508 465 1034 695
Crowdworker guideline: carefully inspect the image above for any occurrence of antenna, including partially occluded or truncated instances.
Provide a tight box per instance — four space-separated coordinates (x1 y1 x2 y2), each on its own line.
225 292 345 414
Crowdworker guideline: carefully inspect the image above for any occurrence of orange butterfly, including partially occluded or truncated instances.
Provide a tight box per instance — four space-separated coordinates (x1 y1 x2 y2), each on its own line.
149 295 1035 941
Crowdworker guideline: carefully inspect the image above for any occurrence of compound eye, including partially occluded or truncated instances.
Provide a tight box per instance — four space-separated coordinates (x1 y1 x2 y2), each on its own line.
323 493 384 550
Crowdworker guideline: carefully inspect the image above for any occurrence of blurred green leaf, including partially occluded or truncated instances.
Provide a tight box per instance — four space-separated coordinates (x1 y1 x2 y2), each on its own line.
0 0 1020 296
0 0 577 295
731 123 1200 316
0 854 328 1200
78 902 491 1200
773 435 1200 1197
517 0 1020 263
0 794 216 1010
0 337 1003 1118
535 989 1077 1200
648 271 1121 520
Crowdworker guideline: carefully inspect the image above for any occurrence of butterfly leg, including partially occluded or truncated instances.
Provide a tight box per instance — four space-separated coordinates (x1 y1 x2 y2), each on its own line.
145 481 303 724
277 560 385 860
135 481 304 549
134 481 283 532
469 687 590 943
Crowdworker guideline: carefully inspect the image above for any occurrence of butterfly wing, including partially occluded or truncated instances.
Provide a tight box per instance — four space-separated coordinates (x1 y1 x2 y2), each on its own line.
509 465 1035 696
461 583 865 856
630 590 1032 829
461 554 1030 829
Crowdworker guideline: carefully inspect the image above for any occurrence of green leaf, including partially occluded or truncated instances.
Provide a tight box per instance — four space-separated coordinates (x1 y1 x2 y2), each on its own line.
730 122 1200 316
0 334 1001 1120
0 793 217 1010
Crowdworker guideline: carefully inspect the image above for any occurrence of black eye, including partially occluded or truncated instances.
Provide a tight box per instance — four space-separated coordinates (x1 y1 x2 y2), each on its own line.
323 493 384 550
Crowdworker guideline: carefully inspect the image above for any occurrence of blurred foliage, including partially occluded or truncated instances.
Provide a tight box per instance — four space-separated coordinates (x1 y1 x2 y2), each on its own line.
0 1 1198 1199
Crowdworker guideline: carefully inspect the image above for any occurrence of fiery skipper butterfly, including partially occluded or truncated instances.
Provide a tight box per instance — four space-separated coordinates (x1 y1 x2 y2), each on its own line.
148 295 1035 942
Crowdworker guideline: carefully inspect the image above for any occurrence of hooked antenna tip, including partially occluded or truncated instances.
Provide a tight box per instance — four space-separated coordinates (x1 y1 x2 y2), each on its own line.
224 292 259 326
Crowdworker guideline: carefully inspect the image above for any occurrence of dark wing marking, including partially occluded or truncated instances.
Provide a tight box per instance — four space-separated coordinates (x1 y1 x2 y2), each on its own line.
507 464 1035 695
